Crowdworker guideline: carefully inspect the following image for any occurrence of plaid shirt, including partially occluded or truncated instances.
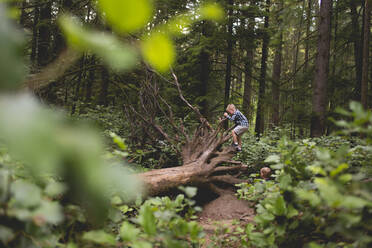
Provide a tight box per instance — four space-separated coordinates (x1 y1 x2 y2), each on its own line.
226 109 249 127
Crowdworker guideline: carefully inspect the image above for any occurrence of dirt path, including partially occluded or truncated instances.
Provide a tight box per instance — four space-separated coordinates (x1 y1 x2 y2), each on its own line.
197 192 255 247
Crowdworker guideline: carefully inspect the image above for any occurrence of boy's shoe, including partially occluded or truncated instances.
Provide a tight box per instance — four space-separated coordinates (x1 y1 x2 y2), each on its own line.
232 142 238 147
236 146 242 152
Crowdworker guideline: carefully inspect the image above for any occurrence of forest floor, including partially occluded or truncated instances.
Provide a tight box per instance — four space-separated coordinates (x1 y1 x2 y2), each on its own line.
197 190 255 247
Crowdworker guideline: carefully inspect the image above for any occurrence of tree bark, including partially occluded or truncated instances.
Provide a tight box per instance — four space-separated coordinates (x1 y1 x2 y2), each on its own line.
255 0 270 137
54 0 73 59
361 0 370 109
127 71 250 196
311 0 332 137
350 0 363 101
200 21 211 119
242 4 255 124
37 1 52 67
137 120 248 196
85 56 95 102
272 32 282 127
304 0 312 71
224 0 234 110
98 66 110 106
31 5 39 66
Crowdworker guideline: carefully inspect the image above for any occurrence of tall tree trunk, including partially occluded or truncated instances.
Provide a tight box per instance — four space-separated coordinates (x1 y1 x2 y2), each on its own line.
224 0 234 110
272 32 282 127
291 0 306 138
54 0 73 58
311 0 332 137
99 66 110 106
255 0 270 137
350 0 363 101
362 0 370 109
37 1 52 67
85 56 96 102
327 0 339 135
31 5 39 66
242 8 255 124
304 0 312 71
19 0 27 26
71 56 86 115
200 21 211 119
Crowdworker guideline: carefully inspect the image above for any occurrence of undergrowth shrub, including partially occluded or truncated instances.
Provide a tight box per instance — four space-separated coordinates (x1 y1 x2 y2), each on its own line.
236 102 372 248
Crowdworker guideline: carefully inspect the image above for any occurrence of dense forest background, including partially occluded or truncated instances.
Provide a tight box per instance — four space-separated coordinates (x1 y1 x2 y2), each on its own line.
19 0 371 139
1 0 372 247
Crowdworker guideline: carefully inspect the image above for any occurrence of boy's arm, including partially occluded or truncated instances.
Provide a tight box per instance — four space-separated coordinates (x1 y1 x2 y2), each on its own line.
227 113 236 121
224 112 234 121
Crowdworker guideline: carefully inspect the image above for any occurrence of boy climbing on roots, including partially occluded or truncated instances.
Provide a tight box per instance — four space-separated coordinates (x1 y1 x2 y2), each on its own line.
224 104 249 152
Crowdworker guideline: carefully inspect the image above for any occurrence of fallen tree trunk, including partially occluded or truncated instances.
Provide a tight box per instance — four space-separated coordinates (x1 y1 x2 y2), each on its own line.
132 71 251 196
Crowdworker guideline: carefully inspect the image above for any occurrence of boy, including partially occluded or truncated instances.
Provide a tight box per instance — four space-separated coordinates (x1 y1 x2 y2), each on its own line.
224 104 249 151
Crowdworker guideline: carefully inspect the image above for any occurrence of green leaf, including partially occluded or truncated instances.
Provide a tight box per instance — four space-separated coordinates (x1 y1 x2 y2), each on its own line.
180 186 197 198
82 230 116 245
132 241 153 248
295 189 320 207
97 0 152 33
120 221 140 242
110 132 127 150
286 204 299 218
341 196 368 209
11 180 42 208
139 205 156 236
141 32 175 72
330 163 348 177
33 201 64 224
273 195 287 216
0 225 14 245
111 195 123 205
314 178 342 207
0 4 27 90
199 3 224 21
45 181 67 197
264 154 280 163
59 15 138 71
278 174 292 189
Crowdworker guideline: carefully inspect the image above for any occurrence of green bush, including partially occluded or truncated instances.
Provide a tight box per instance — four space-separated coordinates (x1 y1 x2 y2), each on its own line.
237 102 372 248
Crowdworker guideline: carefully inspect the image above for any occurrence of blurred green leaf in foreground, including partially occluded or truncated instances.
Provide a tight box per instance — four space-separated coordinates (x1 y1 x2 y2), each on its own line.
0 94 143 222
59 1 224 73
0 3 26 90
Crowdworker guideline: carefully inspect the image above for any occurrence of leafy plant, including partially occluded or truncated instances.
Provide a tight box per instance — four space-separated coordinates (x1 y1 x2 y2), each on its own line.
237 102 372 248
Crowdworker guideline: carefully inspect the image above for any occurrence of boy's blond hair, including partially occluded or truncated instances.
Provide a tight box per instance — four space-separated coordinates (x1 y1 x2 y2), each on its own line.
226 104 236 112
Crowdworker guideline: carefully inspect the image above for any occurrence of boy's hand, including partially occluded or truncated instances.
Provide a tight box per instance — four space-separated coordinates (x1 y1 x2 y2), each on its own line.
224 112 228 117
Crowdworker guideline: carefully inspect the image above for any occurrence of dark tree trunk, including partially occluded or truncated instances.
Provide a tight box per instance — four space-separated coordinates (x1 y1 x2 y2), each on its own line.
362 0 370 108
99 66 110 106
242 8 255 124
31 5 39 65
71 56 86 115
200 21 211 119
54 0 73 58
350 0 363 101
19 0 27 26
327 0 339 135
37 1 52 67
255 0 270 137
127 72 251 196
304 0 312 71
271 32 282 127
311 0 332 137
85 56 96 102
224 0 234 110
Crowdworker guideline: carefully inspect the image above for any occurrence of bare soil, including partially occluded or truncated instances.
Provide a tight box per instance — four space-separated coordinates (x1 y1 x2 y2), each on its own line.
197 191 255 247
